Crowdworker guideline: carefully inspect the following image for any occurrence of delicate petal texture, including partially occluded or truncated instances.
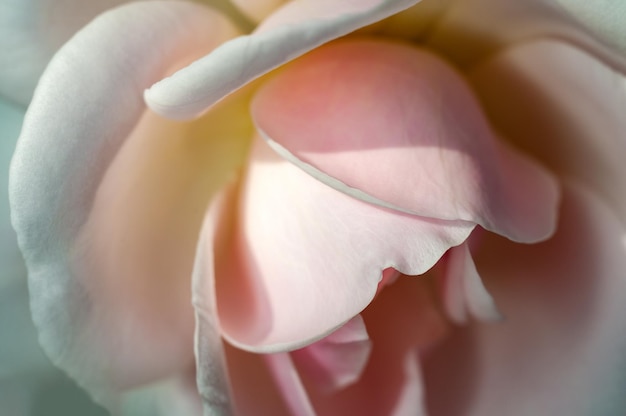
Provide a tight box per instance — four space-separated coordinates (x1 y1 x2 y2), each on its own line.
470 40 626 224
554 0 626 54
120 372 202 416
231 0 288 22
9 1 241 406
307 276 445 415
426 0 626 74
440 242 501 324
291 315 372 393
145 0 420 119
424 182 626 416
214 136 474 352
252 39 560 243
0 0 134 106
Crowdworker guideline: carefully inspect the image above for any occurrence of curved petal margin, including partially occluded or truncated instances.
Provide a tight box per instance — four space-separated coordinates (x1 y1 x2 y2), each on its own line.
9 1 239 407
145 0 420 119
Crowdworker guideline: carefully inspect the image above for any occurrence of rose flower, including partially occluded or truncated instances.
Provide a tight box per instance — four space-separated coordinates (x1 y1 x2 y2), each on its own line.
4 0 626 415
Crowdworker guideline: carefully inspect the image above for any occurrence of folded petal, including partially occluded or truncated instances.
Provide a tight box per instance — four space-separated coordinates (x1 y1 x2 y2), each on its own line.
213 136 473 352
0 0 134 106
470 40 626 224
440 242 501 324
307 276 447 415
291 315 372 393
252 39 560 243
9 1 242 406
145 0 420 119
424 181 626 415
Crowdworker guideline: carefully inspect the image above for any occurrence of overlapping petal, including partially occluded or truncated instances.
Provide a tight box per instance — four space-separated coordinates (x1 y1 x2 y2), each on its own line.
424 182 626 415
145 0 420 119
9 1 244 407
252 39 560 243
211 136 474 352
470 40 626 224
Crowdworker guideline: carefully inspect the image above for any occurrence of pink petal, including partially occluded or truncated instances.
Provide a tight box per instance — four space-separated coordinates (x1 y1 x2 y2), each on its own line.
440 242 502 324
291 315 372 393
9 1 241 405
252 39 560 243
307 276 447 415
424 181 626 415
213 136 474 352
0 0 134 106
469 40 626 224
265 352 317 416
145 0 419 120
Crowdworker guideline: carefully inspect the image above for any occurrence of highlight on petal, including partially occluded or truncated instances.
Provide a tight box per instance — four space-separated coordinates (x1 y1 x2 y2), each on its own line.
424 181 626 416
213 135 474 352
252 39 560 243
0 0 133 106
469 39 626 224
9 1 242 406
291 315 372 394
145 0 420 119
440 242 501 325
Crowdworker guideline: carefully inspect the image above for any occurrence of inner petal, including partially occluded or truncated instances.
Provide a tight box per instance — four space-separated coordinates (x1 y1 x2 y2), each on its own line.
251 38 560 243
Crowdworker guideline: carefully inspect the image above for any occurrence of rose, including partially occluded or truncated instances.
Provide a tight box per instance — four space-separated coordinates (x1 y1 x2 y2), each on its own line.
3 0 621 413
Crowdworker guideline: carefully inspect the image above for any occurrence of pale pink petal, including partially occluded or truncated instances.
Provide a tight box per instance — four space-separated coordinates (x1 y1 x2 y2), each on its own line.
426 0 626 74
231 0 288 22
145 0 419 119
470 40 626 224
306 276 446 415
291 315 372 393
0 0 135 106
9 1 241 407
214 136 473 352
266 352 317 416
424 182 626 415
440 242 501 324
252 39 560 243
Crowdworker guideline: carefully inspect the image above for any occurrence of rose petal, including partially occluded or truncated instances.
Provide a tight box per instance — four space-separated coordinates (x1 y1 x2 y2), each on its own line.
291 315 372 393
252 39 560 243
120 372 202 416
440 242 502 325
0 0 135 106
145 0 420 120
424 181 626 415
554 0 626 54
9 1 241 406
231 0 288 22
212 136 473 352
425 0 626 73
307 276 446 415
266 352 317 416
470 40 626 224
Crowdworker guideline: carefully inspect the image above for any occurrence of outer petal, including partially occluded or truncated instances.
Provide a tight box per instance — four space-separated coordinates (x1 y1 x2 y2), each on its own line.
252 39 560 243
145 0 420 119
469 40 626 224
0 0 134 106
9 1 241 407
426 0 626 74
213 136 474 352
423 182 626 416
